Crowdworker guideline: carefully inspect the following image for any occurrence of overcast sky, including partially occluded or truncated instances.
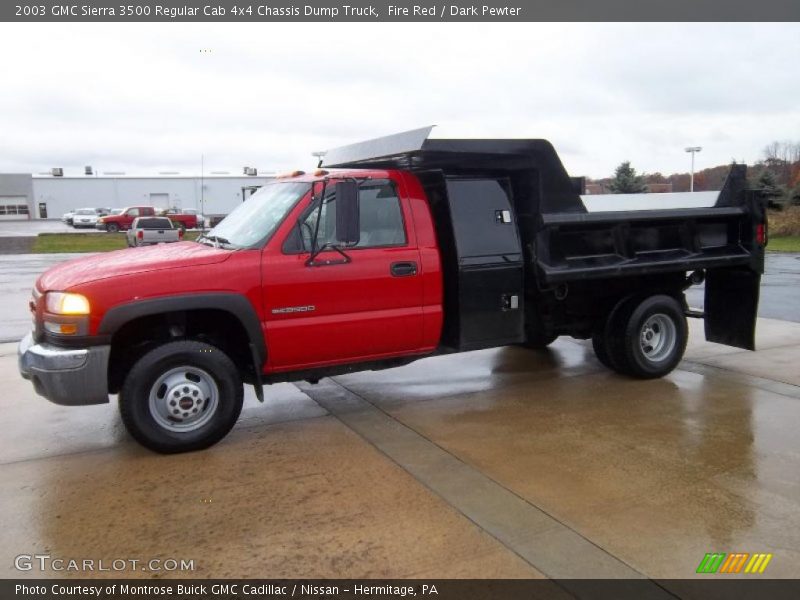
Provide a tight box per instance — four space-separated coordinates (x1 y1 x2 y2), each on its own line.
0 22 797 179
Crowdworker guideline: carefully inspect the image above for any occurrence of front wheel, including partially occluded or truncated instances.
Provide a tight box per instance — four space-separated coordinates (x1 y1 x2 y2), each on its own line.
106 223 120 233
119 341 243 453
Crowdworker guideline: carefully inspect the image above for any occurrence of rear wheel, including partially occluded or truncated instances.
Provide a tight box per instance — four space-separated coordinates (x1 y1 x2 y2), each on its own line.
119 341 243 453
593 296 638 373
600 295 687 379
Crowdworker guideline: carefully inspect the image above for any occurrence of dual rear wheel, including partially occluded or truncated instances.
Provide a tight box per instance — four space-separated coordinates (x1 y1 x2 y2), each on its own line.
592 294 688 379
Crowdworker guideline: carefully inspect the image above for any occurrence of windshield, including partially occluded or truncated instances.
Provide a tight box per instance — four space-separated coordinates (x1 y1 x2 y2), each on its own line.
200 182 310 248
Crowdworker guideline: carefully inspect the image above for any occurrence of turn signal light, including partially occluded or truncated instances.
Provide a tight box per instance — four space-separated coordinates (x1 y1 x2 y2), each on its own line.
44 322 78 335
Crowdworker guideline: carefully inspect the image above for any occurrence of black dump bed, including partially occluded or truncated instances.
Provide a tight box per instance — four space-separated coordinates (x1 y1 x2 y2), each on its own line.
324 128 765 353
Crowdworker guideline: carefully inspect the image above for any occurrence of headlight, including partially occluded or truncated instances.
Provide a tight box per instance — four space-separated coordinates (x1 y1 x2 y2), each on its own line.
46 292 90 315
98 217 106 223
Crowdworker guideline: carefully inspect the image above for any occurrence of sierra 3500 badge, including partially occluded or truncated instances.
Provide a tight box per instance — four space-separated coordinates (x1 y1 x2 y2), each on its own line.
271 305 316 314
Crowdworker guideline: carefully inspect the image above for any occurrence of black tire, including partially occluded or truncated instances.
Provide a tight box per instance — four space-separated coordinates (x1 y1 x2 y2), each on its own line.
106 223 120 233
591 330 613 369
595 296 639 374
119 341 243 453
607 295 687 379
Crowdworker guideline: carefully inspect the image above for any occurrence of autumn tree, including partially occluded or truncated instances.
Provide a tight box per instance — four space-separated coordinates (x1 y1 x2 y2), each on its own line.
608 161 647 194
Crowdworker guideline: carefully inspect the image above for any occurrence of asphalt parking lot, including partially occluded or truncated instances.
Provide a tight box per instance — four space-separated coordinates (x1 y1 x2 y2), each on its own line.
0 219 85 237
1 273 800 582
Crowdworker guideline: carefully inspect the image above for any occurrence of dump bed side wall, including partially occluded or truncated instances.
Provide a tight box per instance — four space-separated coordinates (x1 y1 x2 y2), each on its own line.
534 165 765 349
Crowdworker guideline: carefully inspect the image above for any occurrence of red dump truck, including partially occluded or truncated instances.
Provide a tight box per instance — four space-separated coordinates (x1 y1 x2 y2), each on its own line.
19 128 766 453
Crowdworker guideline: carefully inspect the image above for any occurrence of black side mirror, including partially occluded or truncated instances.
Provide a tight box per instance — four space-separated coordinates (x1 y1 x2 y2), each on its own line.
335 181 360 245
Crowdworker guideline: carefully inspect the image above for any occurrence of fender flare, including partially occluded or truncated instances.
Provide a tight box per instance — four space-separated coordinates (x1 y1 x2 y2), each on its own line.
98 293 266 366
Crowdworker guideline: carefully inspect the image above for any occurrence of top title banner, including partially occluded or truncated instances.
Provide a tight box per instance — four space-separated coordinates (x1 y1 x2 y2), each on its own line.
4 0 800 21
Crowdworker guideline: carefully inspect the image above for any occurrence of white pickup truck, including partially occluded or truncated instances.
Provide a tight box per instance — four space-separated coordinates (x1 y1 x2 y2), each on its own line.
125 216 184 247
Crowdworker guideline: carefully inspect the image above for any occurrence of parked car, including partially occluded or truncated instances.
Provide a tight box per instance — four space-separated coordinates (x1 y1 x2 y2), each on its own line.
109 208 124 216
71 208 101 228
126 217 183 247
61 209 76 225
159 208 200 231
96 206 156 232
18 131 766 454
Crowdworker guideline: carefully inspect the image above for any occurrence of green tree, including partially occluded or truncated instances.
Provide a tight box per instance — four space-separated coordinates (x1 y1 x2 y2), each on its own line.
608 161 647 194
754 169 782 198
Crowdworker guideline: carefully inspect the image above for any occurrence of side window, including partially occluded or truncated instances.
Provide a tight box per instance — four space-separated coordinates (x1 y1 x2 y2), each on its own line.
288 180 406 253
127 208 140 217
356 182 406 247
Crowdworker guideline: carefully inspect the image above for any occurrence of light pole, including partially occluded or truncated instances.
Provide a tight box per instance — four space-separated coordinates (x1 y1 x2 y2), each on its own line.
685 146 702 192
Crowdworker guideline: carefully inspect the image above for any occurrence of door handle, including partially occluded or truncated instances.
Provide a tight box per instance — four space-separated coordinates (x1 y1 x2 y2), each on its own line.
390 261 418 277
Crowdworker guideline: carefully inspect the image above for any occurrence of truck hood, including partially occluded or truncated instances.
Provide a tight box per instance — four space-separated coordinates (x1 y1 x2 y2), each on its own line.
38 242 233 291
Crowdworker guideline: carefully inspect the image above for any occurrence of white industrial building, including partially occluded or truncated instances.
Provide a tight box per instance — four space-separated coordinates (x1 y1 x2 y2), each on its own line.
0 169 275 220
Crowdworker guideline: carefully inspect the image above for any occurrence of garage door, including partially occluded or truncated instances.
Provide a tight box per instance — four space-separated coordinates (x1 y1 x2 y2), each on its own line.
0 196 30 220
149 193 169 208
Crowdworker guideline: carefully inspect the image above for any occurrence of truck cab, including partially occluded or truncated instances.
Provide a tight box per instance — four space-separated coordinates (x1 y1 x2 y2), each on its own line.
19 129 767 454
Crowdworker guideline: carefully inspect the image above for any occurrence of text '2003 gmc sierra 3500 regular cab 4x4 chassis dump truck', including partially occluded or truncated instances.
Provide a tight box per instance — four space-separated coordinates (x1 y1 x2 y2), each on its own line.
19 128 766 453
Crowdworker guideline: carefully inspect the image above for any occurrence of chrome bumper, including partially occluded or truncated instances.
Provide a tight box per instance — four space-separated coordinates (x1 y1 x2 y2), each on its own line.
18 333 110 405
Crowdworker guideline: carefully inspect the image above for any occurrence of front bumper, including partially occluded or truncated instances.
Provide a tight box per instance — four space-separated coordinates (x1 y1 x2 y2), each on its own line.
18 333 110 406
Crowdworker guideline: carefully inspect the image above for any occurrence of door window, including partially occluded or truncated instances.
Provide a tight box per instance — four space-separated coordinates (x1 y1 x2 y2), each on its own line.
289 180 406 252
127 208 140 217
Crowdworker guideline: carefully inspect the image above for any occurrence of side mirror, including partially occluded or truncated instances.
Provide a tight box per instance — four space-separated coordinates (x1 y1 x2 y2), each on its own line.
335 181 360 245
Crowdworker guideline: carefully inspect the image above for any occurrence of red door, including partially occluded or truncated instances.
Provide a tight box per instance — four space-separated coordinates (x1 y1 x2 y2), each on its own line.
262 179 425 371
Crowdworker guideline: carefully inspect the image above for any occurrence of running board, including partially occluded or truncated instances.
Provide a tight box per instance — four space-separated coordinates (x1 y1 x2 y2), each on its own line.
685 308 705 319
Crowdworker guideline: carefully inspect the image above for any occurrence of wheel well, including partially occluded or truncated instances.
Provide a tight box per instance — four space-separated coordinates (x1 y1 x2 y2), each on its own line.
108 309 258 393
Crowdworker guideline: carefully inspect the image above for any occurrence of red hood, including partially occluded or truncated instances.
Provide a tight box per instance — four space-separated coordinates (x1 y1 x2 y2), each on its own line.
37 242 233 291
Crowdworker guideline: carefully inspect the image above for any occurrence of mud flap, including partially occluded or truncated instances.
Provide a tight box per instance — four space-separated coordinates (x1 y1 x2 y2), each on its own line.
704 267 761 350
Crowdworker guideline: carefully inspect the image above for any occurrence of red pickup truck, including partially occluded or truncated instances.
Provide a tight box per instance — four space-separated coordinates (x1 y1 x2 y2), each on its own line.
19 130 766 453
160 208 200 231
96 206 156 232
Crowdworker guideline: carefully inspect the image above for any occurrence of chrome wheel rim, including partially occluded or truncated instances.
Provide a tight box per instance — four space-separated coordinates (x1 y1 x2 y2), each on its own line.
148 366 219 433
639 313 676 363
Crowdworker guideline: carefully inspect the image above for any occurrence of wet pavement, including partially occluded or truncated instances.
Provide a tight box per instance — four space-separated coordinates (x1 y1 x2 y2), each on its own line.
0 254 86 342
0 220 95 237
2 317 800 581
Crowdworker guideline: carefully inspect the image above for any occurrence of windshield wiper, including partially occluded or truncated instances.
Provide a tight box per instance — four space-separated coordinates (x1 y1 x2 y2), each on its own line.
197 234 237 249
